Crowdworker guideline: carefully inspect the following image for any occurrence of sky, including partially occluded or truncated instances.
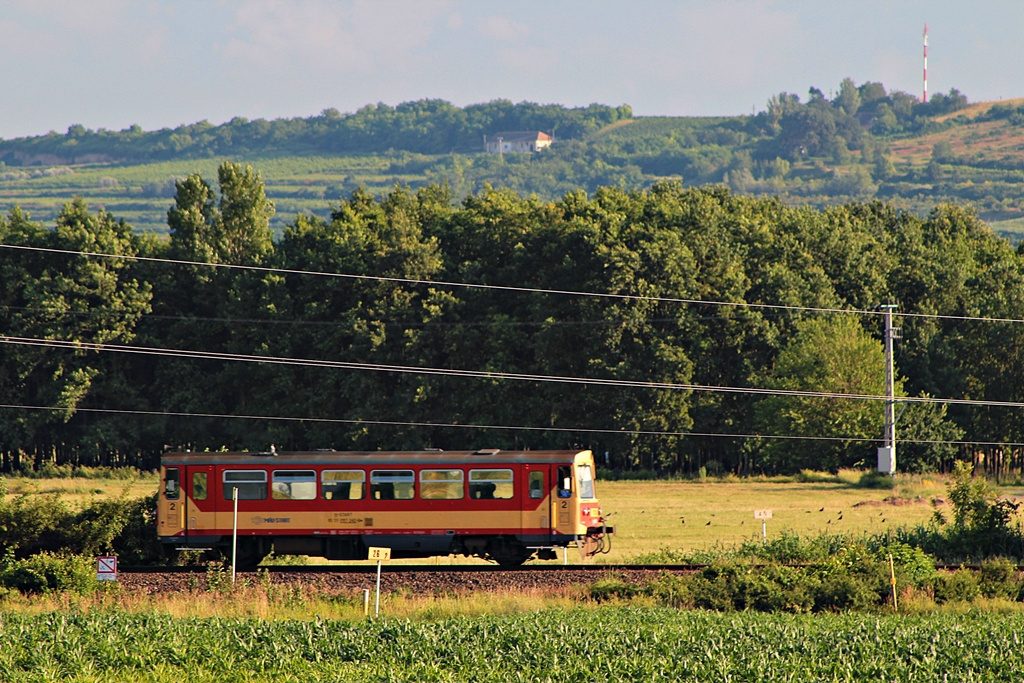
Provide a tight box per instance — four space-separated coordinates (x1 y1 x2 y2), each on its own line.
2 0 1023 140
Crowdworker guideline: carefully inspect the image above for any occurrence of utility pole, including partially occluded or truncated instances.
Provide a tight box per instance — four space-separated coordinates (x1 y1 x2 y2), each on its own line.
878 304 899 474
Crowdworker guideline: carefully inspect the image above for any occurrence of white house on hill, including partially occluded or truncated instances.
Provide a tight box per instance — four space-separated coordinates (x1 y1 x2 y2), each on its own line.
484 131 553 154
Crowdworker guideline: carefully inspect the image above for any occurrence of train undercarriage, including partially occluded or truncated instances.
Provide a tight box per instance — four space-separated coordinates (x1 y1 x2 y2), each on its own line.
164 528 611 570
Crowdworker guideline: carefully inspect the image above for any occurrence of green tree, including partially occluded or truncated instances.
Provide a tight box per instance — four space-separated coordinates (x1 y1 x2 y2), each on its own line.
0 201 151 468
835 77 862 117
753 316 887 473
217 162 275 265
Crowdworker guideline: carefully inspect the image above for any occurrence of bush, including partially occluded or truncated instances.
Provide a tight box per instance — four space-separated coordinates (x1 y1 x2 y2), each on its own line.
645 572 692 608
0 552 98 594
813 573 880 612
856 471 897 490
0 481 161 563
978 557 1021 600
588 575 640 602
933 568 981 604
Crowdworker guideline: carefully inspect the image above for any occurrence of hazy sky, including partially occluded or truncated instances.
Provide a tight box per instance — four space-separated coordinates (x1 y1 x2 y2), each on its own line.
2 1 1021 139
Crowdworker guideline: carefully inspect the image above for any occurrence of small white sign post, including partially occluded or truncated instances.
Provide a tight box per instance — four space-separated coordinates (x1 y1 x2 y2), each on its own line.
754 509 772 543
368 546 391 616
97 556 117 582
231 487 239 584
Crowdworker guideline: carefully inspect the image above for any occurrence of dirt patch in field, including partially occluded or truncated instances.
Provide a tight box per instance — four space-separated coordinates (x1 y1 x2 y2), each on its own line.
852 496 940 508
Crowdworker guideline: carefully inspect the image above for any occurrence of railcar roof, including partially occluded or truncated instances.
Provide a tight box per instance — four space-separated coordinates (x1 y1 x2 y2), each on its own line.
161 449 593 467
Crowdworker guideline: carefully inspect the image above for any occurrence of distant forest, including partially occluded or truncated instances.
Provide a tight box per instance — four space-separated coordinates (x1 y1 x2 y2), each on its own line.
0 100 634 163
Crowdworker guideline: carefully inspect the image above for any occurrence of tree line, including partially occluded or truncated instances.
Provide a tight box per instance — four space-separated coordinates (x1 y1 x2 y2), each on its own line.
2 162 1023 476
0 100 632 164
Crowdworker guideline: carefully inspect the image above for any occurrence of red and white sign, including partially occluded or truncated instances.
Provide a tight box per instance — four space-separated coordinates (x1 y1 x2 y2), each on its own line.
97 556 118 581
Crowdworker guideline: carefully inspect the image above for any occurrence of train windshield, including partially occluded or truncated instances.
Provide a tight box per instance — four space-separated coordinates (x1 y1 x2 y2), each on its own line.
577 464 595 499
164 468 180 500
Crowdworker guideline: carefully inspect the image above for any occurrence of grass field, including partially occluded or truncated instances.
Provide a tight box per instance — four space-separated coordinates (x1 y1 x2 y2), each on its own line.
594 473 967 562
2 472 157 508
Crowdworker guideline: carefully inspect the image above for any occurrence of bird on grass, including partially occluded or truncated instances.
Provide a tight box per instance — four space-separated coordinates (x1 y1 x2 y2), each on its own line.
705 521 711 526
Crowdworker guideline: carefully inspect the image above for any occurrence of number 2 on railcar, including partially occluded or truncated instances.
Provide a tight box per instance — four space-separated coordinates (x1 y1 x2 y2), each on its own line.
156 449 614 568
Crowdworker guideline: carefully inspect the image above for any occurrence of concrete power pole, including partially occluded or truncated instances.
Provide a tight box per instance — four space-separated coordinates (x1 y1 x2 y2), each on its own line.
877 304 899 474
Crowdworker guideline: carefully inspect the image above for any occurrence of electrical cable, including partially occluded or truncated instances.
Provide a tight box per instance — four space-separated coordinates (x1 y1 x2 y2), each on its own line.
7 242 1024 325
0 401 1013 448
2 333 1024 409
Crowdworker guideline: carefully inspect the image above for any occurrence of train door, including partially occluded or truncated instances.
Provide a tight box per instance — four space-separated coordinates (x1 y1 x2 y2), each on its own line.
521 465 552 539
158 466 185 538
552 464 575 537
185 465 214 539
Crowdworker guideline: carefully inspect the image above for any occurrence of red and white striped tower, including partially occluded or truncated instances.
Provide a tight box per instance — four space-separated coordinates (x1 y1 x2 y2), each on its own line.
922 23 928 103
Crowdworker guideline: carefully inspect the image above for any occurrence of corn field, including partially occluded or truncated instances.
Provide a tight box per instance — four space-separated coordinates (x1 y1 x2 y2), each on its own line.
1 607 1022 681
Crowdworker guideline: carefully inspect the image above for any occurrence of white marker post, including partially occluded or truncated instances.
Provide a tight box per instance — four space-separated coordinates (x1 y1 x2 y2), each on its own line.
231 486 239 584
754 509 772 543
368 546 391 616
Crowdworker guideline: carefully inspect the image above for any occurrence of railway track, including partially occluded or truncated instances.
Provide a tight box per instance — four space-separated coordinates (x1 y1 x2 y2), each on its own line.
118 561 995 574
118 563 695 574
115 562 996 596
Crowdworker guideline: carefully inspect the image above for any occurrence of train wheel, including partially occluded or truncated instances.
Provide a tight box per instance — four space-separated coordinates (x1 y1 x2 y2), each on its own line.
232 539 267 571
488 538 531 567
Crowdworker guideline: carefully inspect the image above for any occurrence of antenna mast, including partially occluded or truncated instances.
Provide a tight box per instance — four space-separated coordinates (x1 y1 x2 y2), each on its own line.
922 23 928 103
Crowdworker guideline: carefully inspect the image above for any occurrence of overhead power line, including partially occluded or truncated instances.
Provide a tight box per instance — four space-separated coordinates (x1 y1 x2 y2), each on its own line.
0 401 1013 448
6 243 1024 326
2 333 1024 410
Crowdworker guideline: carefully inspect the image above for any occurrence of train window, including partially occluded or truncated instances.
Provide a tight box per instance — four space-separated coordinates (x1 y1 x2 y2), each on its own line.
223 470 268 500
529 471 544 499
577 464 595 499
420 469 464 500
272 470 316 500
557 466 572 498
164 468 180 500
370 470 414 500
469 469 513 500
322 470 365 500
192 472 208 501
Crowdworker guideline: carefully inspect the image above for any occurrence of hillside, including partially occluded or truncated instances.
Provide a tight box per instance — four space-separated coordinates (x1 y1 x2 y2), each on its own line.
2 82 1024 240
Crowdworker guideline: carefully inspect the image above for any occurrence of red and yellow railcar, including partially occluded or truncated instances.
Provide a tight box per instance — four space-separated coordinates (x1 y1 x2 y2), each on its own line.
157 449 613 567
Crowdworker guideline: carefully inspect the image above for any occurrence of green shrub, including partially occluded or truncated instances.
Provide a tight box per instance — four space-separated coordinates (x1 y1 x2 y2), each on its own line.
978 557 1021 600
588 575 640 602
645 572 692 608
813 573 880 612
0 552 98 594
880 542 937 588
933 568 981 604
742 563 815 613
856 471 897 490
0 481 161 563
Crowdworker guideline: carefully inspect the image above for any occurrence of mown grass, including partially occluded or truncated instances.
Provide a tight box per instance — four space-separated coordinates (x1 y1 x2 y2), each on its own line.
594 471 961 561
